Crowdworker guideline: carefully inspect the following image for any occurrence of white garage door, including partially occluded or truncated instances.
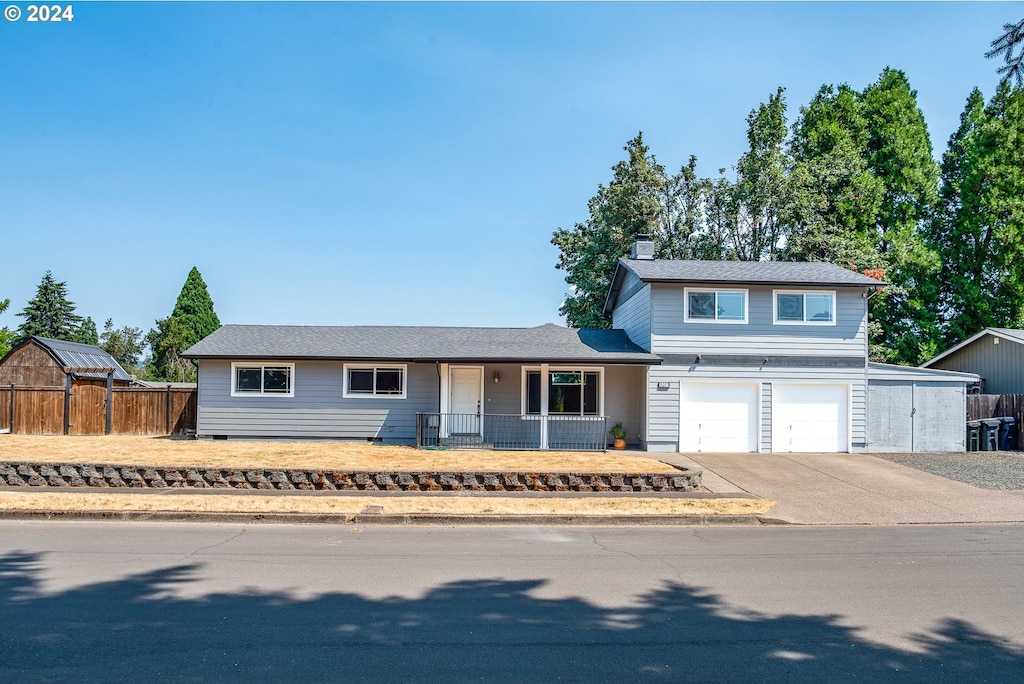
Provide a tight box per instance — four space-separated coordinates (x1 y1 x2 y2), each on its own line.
679 383 759 453
772 384 849 453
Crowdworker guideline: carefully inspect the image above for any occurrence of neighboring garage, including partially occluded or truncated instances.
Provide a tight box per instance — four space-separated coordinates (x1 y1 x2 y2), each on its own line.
867 363 979 452
772 383 850 453
678 382 759 452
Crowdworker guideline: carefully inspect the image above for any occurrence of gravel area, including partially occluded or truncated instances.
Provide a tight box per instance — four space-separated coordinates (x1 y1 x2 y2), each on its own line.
872 451 1024 490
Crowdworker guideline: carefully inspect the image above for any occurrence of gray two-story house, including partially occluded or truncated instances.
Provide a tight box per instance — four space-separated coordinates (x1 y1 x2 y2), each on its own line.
604 237 882 453
184 237 971 452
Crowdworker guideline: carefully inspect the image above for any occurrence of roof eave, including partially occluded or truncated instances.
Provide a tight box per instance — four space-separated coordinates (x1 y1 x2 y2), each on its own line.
922 328 1024 367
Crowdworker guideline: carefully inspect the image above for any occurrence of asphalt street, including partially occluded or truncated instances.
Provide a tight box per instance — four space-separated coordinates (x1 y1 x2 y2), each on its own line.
1 521 1022 682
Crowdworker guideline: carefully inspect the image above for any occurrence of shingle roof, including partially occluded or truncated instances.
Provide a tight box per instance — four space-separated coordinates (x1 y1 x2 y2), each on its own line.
183 324 661 364
604 258 884 315
621 259 884 287
32 337 133 382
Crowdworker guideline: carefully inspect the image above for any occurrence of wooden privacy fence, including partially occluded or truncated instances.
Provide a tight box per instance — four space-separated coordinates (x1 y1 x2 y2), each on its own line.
967 394 1024 440
0 385 197 436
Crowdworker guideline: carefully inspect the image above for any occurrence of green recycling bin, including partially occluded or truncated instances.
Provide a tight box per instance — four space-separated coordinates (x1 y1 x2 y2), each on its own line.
967 421 982 451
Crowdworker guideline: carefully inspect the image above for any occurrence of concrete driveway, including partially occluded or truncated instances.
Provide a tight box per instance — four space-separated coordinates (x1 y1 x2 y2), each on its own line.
663 452 1024 525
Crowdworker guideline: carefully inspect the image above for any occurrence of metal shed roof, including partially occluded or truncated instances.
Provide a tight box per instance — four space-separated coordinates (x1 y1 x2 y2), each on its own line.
31 337 134 382
868 362 979 383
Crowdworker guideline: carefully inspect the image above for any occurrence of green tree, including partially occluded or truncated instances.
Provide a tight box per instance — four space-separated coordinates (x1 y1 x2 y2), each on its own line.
787 71 941 364
786 84 884 269
987 17 1024 86
146 316 195 382
146 267 220 381
73 316 99 346
931 84 1024 342
552 133 672 328
0 299 14 358
860 68 941 364
728 87 792 261
15 271 84 343
100 318 145 368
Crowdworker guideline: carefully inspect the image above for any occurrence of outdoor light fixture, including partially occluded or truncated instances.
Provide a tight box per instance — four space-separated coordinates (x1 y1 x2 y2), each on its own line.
493 371 501 384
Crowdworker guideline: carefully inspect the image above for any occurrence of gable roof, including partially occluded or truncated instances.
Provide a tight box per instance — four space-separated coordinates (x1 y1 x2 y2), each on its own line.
182 324 661 364
604 258 884 315
922 328 1024 368
17 337 133 382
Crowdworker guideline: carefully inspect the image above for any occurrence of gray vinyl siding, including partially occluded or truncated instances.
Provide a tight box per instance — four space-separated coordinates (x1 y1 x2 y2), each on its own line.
197 360 438 442
867 380 967 452
648 364 867 453
198 360 647 447
929 336 1024 394
649 284 868 358
611 278 652 351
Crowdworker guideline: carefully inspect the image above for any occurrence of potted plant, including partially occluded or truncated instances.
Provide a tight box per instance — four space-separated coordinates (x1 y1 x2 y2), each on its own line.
609 423 627 450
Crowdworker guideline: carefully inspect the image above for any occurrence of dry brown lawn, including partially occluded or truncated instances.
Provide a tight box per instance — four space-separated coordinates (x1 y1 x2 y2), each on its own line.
0 435 680 473
0 490 774 517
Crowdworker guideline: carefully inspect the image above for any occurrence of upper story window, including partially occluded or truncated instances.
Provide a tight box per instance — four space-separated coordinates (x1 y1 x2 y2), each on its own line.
774 291 836 325
523 369 602 416
344 364 407 398
684 288 747 324
232 363 294 397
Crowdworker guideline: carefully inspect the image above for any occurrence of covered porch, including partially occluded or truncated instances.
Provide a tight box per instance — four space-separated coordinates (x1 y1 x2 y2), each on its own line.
416 362 647 451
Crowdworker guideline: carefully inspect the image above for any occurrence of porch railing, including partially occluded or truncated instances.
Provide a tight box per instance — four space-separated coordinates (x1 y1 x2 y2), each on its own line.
416 413 608 451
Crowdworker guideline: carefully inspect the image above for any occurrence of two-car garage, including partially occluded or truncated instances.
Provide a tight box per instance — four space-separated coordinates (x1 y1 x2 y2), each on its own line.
678 381 850 453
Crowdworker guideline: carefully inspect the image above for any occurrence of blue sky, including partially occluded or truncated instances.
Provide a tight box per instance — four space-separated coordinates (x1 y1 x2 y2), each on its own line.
2 2 1022 336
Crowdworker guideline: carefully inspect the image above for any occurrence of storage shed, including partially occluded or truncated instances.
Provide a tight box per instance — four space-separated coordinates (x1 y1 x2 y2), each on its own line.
0 336 133 387
867 363 979 453
921 327 1024 394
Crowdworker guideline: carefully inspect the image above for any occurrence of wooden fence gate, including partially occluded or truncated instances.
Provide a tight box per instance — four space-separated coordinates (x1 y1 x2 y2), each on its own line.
0 385 197 436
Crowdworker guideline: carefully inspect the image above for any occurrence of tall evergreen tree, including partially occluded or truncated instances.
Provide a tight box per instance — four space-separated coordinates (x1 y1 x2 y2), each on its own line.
786 84 884 269
860 68 942 364
987 17 1024 86
146 267 221 381
15 271 84 343
931 84 1024 342
170 267 221 349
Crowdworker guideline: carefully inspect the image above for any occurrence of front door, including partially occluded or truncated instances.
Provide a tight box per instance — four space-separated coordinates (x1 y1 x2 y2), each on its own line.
450 367 483 435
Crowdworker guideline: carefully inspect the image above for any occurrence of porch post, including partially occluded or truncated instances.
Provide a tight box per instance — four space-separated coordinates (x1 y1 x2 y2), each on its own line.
438 363 450 438
63 374 72 435
539 363 549 449
105 371 113 435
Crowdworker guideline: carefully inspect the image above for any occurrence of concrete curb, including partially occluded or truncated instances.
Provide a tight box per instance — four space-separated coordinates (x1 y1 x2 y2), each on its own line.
0 509 789 526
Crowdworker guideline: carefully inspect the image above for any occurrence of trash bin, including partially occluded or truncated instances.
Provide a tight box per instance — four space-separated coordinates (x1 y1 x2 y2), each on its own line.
980 419 1001 451
967 421 982 451
998 417 1018 451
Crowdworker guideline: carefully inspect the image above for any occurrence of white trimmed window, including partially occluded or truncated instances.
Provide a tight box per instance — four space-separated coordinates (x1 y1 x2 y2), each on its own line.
522 368 603 416
344 364 407 398
774 290 836 325
684 288 747 323
231 363 294 397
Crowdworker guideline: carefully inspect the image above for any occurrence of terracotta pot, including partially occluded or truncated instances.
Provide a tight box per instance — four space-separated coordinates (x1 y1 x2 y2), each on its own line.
613 438 626 450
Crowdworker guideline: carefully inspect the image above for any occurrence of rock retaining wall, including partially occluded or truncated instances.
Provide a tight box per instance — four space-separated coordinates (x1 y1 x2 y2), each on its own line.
0 462 701 492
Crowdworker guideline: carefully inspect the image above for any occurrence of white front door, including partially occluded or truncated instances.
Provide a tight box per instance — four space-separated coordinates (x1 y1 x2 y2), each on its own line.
450 367 483 435
679 383 759 453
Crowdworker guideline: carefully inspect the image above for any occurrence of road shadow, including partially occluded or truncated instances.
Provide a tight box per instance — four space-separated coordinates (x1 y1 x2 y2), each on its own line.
1 550 1021 682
